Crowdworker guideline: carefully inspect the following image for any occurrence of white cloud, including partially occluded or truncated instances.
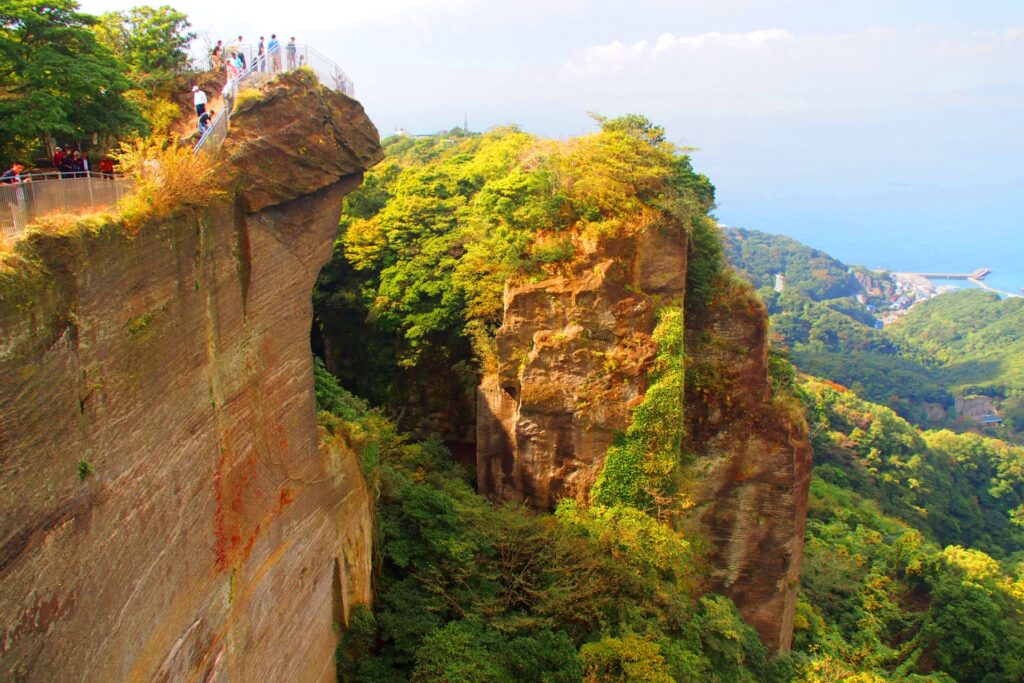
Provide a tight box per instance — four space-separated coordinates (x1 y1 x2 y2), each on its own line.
653 28 793 53
561 28 793 78
559 39 650 78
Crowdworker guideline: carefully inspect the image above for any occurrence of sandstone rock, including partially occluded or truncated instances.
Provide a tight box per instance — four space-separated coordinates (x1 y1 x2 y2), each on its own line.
0 73 380 681
683 279 812 652
477 224 687 507
225 69 383 213
477 224 811 653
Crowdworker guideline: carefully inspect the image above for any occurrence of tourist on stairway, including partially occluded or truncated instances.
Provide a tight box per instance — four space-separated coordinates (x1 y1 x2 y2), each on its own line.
193 85 207 117
268 35 281 73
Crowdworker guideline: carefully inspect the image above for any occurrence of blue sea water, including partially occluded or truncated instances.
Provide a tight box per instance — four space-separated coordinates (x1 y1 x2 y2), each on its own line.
716 202 1024 297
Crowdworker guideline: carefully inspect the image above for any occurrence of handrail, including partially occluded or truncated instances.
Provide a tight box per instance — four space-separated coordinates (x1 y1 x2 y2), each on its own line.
1 173 133 242
193 44 355 156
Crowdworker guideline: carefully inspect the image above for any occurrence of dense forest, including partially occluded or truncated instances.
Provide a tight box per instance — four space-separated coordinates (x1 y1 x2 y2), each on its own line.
311 127 1024 681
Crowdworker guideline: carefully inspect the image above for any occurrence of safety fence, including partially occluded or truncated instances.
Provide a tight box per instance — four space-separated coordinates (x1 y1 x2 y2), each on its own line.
193 44 354 155
1 172 133 243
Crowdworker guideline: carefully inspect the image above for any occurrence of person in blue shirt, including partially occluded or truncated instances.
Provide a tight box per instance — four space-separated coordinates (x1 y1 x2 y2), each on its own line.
267 35 281 73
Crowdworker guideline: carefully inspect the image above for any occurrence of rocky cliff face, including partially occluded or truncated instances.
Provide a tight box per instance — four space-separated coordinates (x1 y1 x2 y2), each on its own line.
478 223 688 506
0 71 381 681
477 222 811 652
683 279 812 652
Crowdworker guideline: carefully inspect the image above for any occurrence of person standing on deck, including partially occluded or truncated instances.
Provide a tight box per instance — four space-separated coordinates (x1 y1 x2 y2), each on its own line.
0 162 28 184
235 35 246 70
286 37 297 70
71 151 86 178
257 37 266 72
98 156 114 178
52 146 65 170
192 86 207 117
225 53 240 81
268 34 281 73
211 40 223 70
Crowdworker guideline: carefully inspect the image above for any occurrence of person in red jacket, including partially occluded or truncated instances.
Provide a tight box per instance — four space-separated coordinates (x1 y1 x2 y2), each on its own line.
98 157 115 179
52 146 65 170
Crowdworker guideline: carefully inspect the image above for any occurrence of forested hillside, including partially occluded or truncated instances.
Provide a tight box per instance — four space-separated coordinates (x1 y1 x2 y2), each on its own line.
316 361 1024 682
725 228 1024 436
312 127 1024 681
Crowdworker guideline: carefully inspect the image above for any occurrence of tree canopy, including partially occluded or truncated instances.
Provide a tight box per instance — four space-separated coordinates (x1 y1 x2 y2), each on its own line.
0 0 149 160
94 5 194 93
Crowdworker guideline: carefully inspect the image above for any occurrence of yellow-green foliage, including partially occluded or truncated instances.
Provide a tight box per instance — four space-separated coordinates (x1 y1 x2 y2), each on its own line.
555 500 701 594
233 87 264 112
579 633 674 683
326 118 714 371
113 136 224 225
124 90 180 137
592 307 686 511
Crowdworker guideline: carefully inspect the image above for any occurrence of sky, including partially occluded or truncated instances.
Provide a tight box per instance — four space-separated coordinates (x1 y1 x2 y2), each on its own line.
80 0 1024 274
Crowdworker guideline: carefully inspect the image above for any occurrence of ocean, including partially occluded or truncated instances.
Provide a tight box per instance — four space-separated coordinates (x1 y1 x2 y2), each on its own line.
717 205 1024 297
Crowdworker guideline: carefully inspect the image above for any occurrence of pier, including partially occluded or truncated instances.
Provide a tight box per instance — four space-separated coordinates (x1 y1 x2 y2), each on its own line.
905 267 991 280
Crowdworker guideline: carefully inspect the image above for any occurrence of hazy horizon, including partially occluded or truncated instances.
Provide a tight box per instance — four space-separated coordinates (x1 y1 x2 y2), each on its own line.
80 0 1024 282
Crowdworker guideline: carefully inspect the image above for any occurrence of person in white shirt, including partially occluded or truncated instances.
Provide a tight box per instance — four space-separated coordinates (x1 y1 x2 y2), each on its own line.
222 79 235 115
192 86 208 117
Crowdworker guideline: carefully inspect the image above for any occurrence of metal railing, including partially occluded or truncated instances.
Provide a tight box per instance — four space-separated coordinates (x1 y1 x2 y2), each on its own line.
1 172 133 243
193 44 354 155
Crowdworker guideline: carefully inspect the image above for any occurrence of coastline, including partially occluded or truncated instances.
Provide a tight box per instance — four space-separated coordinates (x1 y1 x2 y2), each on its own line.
968 277 1022 299
880 270 1019 326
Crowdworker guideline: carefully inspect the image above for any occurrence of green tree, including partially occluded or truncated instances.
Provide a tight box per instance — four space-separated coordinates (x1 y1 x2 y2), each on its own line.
0 0 146 160
94 5 195 93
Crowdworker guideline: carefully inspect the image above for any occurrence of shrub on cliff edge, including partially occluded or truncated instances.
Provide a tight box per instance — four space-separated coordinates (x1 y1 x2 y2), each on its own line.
113 135 223 226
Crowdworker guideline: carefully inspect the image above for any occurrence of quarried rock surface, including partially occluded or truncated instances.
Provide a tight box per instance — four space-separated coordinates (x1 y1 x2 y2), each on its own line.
0 72 381 681
683 279 812 652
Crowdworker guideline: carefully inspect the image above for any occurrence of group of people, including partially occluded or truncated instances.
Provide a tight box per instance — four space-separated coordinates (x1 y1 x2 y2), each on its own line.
209 35 301 77
195 35 303 140
192 85 216 136
51 147 115 178
52 146 87 178
0 148 115 187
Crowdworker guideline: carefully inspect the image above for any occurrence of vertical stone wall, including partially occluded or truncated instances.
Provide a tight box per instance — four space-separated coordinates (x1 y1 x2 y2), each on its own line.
0 73 382 681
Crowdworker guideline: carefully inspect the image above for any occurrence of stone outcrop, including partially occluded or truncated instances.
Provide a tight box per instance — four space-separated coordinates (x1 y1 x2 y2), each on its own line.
477 223 811 653
0 73 381 681
478 223 688 506
683 280 812 652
